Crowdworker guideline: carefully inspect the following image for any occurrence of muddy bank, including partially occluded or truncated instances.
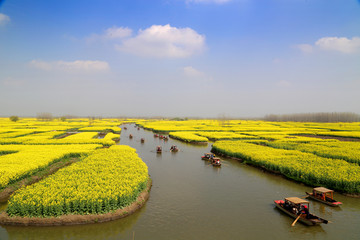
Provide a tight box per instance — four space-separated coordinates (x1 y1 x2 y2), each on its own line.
0 179 152 226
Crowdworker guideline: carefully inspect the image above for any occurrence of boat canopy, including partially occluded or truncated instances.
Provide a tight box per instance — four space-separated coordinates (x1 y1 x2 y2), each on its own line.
313 187 333 193
285 197 309 205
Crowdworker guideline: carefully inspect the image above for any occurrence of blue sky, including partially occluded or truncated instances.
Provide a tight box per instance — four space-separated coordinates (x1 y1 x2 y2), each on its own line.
0 0 359 118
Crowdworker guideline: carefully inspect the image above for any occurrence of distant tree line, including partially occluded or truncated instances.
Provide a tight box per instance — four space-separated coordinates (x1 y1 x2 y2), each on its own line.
264 112 360 122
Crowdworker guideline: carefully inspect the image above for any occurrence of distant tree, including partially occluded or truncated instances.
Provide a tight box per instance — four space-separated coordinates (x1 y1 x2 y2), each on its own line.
217 113 230 126
88 116 96 125
60 117 66 122
264 112 360 123
37 112 53 121
9 116 19 122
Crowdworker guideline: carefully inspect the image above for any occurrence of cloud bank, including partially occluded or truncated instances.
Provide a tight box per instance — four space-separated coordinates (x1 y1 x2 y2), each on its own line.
298 37 360 54
29 60 110 72
316 37 360 54
115 24 205 58
89 24 206 58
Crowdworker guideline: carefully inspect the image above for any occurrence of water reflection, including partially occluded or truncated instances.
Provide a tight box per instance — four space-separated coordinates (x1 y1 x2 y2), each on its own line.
4 205 144 240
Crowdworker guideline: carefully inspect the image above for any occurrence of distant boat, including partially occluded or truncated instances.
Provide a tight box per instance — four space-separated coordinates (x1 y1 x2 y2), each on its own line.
156 146 162 153
306 187 342 207
201 153 215 160
170 145 179 152
211 158 221 167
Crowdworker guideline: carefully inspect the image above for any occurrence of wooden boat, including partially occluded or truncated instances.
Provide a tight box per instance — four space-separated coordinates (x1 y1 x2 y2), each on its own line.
156 146 162 153
163 136 169 141
154 134 159 138
129 134 133 139
212 158 221 167
137 127 140 130
170 145 179 152
123 127 127 130
274 197 328 226
306 187 342 207
140 138 145 143
201 153 215 160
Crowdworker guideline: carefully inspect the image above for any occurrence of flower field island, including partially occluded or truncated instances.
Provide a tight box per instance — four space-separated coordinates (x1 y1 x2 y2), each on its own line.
0 146 150 226
0 118 151 226
212 140 360 194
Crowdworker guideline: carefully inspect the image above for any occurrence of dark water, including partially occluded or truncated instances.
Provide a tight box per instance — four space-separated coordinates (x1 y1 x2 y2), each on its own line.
1 124 359 240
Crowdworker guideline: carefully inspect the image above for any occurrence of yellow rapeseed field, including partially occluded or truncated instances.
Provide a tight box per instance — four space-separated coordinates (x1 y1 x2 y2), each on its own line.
7 146 149 217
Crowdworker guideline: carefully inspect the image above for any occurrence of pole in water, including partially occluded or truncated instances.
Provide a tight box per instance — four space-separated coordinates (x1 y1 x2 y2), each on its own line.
291 214 301 227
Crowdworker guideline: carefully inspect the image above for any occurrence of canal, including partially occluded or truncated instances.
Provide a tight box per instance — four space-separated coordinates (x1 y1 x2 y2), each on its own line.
0 124 359 240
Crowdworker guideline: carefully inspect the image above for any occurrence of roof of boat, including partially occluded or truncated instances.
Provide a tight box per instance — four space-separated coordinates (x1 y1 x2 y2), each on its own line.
313 187 333 193
285 197 309 204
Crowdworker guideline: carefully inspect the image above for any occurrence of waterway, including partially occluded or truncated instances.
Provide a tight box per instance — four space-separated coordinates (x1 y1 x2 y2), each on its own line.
0 124 359 240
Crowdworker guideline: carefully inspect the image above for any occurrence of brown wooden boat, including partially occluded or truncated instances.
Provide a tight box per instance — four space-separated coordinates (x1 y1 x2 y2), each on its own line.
306 187 342 207
274 197 328 226
129 134 133 139
156 146 162 153
211 158 221 167
140 138 145 143
201 153 215 160
123 127 127 130
170 145 179 152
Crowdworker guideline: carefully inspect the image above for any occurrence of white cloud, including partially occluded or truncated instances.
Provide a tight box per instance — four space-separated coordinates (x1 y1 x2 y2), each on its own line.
186 0 233 4
315 37 360 54
104 26 132 39
86 26 132 43
116 24 205 58
183 66 205 78
183 66 212 82
296 44 313 54
29 60 110 72
0 13 10 25
297 37 360 54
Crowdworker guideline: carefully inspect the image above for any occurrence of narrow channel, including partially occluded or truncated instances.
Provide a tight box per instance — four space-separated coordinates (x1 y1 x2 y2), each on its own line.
0 124 359 240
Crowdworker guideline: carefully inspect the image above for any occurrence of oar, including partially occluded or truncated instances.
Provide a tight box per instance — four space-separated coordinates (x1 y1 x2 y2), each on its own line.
291 214 302 227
